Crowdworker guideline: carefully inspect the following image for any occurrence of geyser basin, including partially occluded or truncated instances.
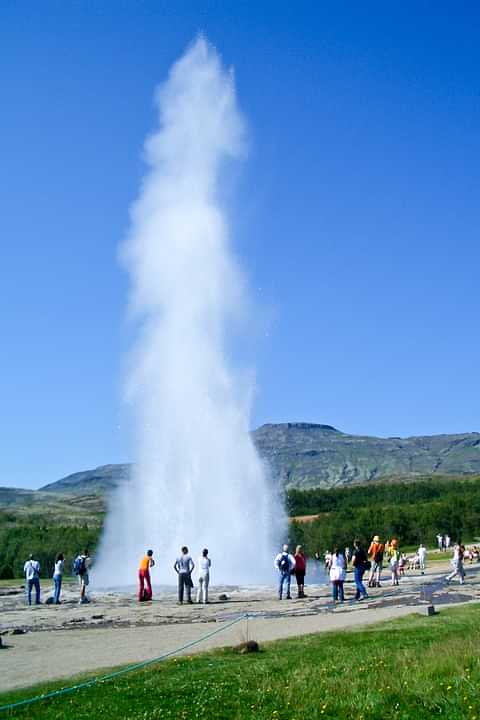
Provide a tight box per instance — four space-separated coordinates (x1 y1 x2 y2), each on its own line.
93 37 285 587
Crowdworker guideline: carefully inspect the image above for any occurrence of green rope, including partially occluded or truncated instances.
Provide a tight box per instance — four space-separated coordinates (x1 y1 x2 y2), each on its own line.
0 613 247 714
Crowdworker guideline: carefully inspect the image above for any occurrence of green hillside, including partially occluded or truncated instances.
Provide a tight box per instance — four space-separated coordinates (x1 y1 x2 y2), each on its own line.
34 424 480 496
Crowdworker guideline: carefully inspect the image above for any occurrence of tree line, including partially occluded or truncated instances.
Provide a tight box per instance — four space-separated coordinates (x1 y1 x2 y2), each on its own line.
287 475 480 554
0 514 101 579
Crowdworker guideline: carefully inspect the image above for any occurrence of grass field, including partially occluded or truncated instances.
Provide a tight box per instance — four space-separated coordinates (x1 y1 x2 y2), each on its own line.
1 604 479 719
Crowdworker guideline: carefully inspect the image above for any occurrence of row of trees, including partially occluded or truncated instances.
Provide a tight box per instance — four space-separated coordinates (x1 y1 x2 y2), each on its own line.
0 516 101 579
287 475 480 516
288 476 480 554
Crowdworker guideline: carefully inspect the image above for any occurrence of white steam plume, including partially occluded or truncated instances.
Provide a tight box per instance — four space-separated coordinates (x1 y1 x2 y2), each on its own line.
94 37 284 586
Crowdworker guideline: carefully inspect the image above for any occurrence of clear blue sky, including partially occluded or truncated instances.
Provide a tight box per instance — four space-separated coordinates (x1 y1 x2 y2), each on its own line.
1 2 479 488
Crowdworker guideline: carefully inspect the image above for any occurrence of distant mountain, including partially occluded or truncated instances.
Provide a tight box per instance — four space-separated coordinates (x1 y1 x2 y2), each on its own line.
35 423 480 495
40 464 132 495
254 423 480 488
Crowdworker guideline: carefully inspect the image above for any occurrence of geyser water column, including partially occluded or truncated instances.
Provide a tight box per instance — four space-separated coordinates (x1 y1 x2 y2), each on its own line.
94 38 284 587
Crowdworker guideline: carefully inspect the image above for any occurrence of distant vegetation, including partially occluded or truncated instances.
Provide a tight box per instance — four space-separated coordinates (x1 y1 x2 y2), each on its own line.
0 513 102 579
1 475 480 578
288 475 480 553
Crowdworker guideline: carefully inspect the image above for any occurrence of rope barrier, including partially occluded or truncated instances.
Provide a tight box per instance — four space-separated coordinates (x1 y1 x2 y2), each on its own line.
0 614 247 714
2 568 471 714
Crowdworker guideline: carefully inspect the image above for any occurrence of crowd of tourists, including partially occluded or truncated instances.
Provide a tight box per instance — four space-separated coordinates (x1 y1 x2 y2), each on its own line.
275 534 473 603
23 549 91 606
137 545 211 604
22 533 476 607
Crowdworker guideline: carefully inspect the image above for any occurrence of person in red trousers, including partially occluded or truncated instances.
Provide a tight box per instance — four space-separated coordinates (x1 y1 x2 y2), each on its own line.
138 549 155 601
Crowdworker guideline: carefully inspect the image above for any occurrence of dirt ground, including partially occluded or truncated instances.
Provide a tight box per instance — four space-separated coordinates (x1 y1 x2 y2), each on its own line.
1 560 479 693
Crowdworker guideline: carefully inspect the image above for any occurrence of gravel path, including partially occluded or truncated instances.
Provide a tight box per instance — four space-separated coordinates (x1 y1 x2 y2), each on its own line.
1 562 479 693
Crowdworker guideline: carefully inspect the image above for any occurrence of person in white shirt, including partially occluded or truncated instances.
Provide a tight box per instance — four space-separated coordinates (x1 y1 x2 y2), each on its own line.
446 544 466 585
417 544 427 575
197 548 211 604
274 544 296 600
53 553 65 604
24 554 41 606
328 547 346 602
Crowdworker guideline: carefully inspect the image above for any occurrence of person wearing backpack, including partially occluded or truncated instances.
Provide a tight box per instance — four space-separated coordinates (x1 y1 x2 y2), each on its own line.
24 554 41 606
274 544 296 600
368 535 385 588
74 549 91 604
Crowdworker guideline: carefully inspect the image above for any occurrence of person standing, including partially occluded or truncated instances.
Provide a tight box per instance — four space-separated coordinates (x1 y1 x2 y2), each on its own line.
197 548 211 604
445 535 451 550
446 544 466 585
74 549 92 604
294 545 307 598
138 550 155 602
436 533 443 552
368 535 385 588
389 539 401 586
345 546 352 566
351 540 369 601
174 546 195 604
52 553 64 604
417 544 427 575
328 547 346 602
274 544 296 600
24 554 41 606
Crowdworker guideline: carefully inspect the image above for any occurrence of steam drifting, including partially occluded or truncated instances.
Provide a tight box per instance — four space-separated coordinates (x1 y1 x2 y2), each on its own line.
94 37 283 585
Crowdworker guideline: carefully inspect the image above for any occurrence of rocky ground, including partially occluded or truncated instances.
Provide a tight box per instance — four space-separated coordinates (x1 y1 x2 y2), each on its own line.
1 560 479 693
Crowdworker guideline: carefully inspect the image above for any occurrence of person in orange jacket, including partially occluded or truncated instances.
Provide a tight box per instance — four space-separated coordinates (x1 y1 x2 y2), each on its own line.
368 535 385 587
138 549 155 601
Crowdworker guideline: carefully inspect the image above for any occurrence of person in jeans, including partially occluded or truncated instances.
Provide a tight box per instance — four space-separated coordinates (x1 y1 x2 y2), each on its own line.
351 540 369 601
328 547 346 602
274 544 296 600
52 553 64 604
138 549 155 602
197 548 211 604
293 545 307 598
24 554 41 606
174 546 195 604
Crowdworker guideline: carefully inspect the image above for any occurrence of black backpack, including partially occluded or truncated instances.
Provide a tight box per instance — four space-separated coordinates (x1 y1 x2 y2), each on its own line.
279 553 290 573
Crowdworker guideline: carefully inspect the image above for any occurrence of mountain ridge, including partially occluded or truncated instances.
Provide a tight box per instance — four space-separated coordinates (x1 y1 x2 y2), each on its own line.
34 423 480 494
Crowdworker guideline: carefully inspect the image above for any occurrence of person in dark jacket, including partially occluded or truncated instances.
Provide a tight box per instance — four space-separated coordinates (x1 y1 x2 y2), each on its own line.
294 545 307 598
352 540 369 600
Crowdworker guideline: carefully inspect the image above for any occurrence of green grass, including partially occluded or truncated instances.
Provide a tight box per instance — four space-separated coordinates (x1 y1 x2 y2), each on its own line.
1 604 479 719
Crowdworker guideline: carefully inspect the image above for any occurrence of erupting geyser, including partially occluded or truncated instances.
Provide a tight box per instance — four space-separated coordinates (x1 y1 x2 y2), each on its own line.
94 37 284 586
